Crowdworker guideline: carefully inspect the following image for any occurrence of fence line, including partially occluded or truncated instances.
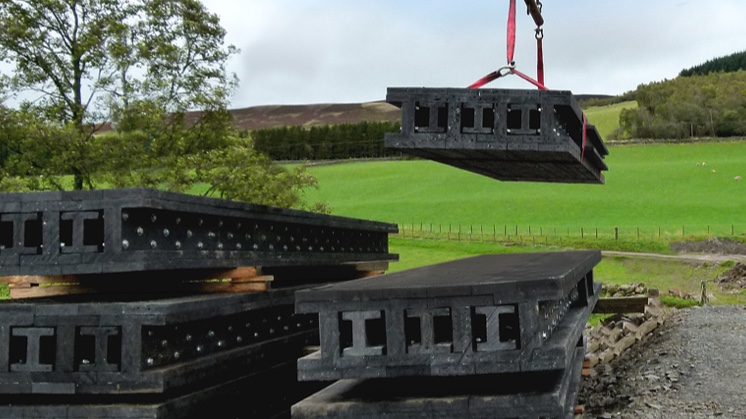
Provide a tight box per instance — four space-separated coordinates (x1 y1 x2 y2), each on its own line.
393 223 744 243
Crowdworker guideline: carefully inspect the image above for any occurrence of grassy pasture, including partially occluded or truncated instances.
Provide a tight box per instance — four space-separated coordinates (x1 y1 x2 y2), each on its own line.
584 100 637 139
388 237 745 306
304 140 746 237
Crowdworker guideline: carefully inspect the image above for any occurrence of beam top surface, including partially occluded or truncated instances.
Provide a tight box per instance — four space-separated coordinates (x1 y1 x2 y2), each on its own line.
297 250 601 303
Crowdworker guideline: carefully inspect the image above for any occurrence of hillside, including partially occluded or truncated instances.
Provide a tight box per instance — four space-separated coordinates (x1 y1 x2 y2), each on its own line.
227 101 400 130
98 93 613 133
229 94 611 131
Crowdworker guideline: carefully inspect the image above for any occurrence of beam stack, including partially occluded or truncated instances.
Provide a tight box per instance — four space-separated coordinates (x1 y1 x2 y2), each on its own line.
293 251 602 419
0 188 399 418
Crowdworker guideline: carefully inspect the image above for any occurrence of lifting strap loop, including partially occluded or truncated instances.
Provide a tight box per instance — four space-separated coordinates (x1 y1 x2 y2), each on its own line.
468 66 514 90
468 0 546 90
507 0 517 65
536 29 544 86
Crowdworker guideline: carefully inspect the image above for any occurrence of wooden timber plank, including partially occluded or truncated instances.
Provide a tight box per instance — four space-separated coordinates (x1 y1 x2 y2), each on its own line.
2 270 273 300
593 297 649 314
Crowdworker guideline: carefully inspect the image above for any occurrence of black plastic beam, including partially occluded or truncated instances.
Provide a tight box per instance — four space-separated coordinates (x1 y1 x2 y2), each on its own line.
385 88 608 184
292 346 585 419
0 288 318 395
296 251 601 380
0 360 326 419
0 188 398 276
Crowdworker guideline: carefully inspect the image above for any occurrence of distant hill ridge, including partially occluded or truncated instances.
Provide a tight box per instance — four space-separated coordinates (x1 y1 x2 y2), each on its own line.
226 101 400 131
224 93 610 131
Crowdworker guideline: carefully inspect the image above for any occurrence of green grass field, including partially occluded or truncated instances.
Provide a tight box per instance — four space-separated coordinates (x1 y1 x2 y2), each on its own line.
388 237 744 306
304 140 746 238
584 100 637 139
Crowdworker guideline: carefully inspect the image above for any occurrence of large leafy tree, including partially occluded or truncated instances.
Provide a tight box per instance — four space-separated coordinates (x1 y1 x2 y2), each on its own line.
0 0 325 211
0 0 236 126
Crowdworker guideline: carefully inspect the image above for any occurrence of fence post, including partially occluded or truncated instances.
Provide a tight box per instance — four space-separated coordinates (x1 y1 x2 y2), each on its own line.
637 227 640 240
733 225 736 236
595 228 598 238
581 228 584 238
615 227 618 241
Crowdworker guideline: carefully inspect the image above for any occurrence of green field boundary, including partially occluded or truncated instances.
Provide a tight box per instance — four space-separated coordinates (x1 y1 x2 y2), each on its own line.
396 222 746 240
393 223 746 254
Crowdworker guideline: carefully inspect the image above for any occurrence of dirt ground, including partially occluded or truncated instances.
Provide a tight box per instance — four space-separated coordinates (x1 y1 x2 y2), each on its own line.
671 238 746 256
581 242 746 419
579 305 746 419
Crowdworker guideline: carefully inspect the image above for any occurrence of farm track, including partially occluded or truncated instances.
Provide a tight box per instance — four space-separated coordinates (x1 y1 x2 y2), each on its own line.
603 250 746 264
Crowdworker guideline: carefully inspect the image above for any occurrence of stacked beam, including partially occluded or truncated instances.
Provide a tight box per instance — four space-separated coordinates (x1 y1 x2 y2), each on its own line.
293 251 602 419
0 189 399 418
0 188 396 276
385 88 608 184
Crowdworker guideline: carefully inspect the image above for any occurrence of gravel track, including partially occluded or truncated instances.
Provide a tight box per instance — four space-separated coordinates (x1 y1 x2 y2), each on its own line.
580 305 746 419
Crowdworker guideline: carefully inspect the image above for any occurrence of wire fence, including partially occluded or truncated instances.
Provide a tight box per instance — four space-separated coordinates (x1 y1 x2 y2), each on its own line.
394 223 746 243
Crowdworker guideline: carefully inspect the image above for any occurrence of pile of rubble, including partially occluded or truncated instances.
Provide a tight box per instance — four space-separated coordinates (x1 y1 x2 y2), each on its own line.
584 295 667 374
601 283 648 298
716 262 746 292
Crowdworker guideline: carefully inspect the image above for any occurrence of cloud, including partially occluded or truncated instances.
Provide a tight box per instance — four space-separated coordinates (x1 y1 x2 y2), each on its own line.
208 0 746 106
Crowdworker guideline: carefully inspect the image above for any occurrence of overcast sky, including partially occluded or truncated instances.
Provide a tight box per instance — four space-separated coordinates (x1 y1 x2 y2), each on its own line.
206 0 746 109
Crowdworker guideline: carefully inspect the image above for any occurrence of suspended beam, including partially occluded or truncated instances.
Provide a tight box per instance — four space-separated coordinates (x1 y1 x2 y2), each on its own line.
384 88 609 185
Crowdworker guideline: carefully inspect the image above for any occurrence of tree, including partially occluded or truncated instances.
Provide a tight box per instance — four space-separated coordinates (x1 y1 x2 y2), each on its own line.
615 71 746 140
0 0 238 189
0 0 327 211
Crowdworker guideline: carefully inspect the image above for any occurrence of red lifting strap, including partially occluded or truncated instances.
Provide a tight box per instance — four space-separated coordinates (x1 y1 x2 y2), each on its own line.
581 112 588 163
536 31 544 86
507 0 517 65
512 68 548 91
468 71 505 90
470 0 545 90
